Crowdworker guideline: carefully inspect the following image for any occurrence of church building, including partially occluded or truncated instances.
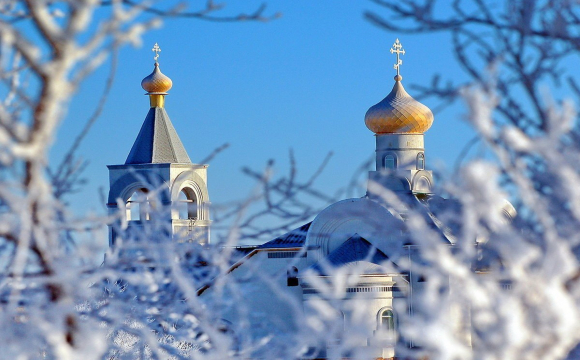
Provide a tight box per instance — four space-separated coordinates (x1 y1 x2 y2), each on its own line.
106 40 487 359
195 39 445 359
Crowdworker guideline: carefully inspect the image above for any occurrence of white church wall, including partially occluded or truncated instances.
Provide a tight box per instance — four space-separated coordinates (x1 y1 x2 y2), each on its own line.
301 273 403 359
199 249 307 345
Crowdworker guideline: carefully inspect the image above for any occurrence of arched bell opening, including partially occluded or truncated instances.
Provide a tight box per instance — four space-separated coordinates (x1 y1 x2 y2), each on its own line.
176 187 198 220
126 188 152 221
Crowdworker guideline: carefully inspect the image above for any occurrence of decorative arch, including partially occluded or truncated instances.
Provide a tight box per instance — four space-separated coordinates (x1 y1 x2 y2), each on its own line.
120 182 167 222
120 182 154 204
412 171 432 194
109 171 170 205
111 172 170 222
170 170 209 221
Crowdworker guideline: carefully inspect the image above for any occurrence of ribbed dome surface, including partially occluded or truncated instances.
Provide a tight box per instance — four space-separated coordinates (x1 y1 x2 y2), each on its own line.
141 63 172 94
365 79 433 134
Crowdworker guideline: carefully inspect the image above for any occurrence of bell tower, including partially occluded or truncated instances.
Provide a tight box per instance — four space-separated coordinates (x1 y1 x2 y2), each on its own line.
365 39 434 196
107 43 210 246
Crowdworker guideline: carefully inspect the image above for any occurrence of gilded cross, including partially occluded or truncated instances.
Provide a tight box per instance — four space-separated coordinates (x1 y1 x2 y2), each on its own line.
390 38 405 76
152 43 161 62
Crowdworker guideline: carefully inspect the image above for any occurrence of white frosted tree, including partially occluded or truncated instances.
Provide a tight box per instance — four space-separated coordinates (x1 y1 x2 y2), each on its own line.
0 1 282 359
363 1 580 359
3 1 580 360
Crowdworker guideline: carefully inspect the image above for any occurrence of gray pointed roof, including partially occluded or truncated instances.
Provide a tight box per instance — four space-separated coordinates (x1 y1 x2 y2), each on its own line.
125 107 191 164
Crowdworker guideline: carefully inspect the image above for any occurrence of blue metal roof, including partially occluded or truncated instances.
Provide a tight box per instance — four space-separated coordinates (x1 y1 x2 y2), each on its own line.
309 234 391 275
259 222 311 249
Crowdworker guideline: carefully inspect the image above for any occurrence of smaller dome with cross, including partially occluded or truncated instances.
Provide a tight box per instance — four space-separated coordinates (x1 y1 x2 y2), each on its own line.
142 63 173 94
364 39 434 134
141 43 173 94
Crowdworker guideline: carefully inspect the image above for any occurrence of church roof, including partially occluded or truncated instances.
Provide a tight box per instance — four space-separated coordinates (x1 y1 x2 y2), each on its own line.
364 78 434 134
125 107 192 164
259 222 311 249
310 234 392 275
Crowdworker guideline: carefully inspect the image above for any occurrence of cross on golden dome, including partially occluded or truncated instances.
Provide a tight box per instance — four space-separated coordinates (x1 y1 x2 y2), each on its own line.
142 43 173 107
390 39 405 78
364 39 434 134
152 43 161 62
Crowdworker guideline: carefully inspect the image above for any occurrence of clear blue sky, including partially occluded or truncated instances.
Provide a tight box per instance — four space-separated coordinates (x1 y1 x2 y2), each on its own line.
52 1 475 244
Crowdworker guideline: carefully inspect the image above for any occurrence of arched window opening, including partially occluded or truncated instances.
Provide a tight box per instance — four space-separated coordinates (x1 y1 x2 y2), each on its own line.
177 188 198 220
126 189 149 221
380 309 395 333
287 266 299 287
417 153 425 170
384 154 396 169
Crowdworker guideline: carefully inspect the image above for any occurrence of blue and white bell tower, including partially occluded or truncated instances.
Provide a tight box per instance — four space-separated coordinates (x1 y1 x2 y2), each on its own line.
106 44 211 247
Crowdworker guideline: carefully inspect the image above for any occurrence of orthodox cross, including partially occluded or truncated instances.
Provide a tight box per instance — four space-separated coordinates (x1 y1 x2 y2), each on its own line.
152 43 161 62
390 39 405 76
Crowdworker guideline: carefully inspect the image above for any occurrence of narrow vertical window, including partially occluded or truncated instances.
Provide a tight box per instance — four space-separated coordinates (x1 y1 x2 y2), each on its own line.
384 154 396 169
417 153 425 170
381 309 395 332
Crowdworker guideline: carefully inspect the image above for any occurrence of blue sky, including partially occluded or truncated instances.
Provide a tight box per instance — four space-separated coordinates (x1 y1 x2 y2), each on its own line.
52 1 476 241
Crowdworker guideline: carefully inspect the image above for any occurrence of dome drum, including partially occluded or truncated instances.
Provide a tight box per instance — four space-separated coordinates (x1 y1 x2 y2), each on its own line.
375 133 424 150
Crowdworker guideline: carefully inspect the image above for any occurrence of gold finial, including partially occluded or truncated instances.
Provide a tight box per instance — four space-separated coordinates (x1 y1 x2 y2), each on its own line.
390 38 405 80
152 42 161 62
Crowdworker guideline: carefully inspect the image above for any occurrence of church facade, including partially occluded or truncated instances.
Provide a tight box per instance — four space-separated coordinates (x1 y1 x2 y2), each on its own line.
106 41 477 359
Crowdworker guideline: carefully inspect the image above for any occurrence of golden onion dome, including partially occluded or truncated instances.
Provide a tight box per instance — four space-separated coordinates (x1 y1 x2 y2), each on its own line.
365 75 434 134
141 62 172 94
